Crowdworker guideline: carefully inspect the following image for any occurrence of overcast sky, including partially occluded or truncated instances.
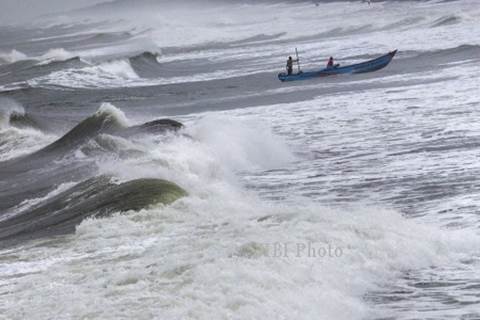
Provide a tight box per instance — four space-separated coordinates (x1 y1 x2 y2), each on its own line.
0 0 109 24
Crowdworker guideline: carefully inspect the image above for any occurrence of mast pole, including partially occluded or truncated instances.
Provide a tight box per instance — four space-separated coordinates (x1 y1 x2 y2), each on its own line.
295 47 301 73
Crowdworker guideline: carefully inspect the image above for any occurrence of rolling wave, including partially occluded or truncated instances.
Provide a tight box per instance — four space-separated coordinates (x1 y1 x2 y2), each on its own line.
0 55 86 88
0 98 41 130
36 104 183 157
381 16 425 31
129 51 162 78
0 99 50 162
37 103 129 156
121 118 183 137
1 103 182 172
431 15 461 27
0 48 78 66
0 0 479 318
27 59 140 89
340 44 480 77
419 44 480 59
398 44 480 70
38 48 78 63
0 103 184 218
0 175 186 245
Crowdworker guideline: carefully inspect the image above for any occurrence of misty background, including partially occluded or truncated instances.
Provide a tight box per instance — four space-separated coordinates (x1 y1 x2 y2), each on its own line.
0 0 109 24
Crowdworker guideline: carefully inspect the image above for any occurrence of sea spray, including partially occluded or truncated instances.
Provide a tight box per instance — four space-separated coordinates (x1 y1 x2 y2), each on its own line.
0 49 27 64
0 97 25 129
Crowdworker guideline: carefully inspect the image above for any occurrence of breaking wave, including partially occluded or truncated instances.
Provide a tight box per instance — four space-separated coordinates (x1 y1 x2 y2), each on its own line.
0 48 77 65
0 49 28 64
37 48 78 64
0 102 186 243
0 57 86 91
0 98 43 131
36 102 129 155
1 1 479 318
0 99 479 320
129 51 162 78
0 98 51 161
28 59 140 88
0 98 24 129
0 175 186 244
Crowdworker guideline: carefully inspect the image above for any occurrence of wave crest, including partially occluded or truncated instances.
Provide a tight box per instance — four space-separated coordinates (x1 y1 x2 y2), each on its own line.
0 175 186 243
431 15 461 27
39 103 129 155
28 59 139 89
0 98 40 131
38 48 77 64
0 49 28 64
0 48 78 66
129 51 162 78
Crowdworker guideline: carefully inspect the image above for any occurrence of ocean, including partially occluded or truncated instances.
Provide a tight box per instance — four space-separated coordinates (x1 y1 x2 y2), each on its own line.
1 0 480 319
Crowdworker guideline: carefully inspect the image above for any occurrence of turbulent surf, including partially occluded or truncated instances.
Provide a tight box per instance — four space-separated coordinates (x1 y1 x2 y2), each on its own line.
0 0 480 319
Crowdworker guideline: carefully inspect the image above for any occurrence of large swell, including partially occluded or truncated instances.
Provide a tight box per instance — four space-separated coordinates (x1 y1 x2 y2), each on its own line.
1 0 480 319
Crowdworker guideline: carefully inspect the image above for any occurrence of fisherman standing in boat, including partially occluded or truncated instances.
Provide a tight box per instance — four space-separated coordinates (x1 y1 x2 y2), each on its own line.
286 56 298 75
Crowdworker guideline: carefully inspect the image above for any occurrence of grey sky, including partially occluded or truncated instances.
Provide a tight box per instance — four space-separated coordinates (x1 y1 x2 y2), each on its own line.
0 0 109 24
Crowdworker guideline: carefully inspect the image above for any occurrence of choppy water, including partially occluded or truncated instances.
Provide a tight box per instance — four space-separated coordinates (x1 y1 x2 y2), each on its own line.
1 0 480 319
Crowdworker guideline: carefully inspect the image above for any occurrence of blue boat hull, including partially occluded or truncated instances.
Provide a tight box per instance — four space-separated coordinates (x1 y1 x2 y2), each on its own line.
278 50 397 82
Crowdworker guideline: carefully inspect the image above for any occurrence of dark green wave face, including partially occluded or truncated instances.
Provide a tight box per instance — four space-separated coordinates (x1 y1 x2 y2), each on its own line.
0 176 187 246
27 111 182 159
0 103 184 213
39 108 127 155
96 178 187 213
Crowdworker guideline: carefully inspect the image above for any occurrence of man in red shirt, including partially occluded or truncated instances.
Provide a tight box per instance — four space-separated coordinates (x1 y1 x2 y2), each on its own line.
327 56 334 68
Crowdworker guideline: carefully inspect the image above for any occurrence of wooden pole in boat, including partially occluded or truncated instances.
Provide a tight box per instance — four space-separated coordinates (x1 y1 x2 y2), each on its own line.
295 47 301 73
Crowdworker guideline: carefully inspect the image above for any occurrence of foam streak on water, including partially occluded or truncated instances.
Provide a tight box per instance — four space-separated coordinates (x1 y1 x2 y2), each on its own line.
0 0 480 319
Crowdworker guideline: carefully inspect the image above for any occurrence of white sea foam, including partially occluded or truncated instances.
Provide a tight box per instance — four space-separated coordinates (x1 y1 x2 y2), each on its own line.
27 66 262 89
97 59 139 79
0 97 24 129
8 103 468 319
0 49 28 64
0 78 479 318
96 102 130 127
0 114 478 318
187 115 296 172
1 0 480 319
28 59 140 88
0 48 77 65
0 99 54 161
37 48 77 64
